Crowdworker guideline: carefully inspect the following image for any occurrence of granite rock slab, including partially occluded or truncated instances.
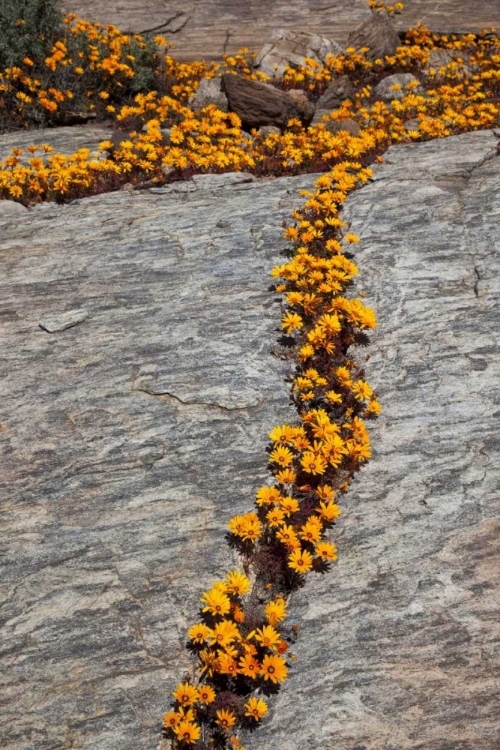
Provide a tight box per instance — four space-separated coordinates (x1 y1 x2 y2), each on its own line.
0 171 312 750
250 130 500 750
1 130 500 750
0 125 113 163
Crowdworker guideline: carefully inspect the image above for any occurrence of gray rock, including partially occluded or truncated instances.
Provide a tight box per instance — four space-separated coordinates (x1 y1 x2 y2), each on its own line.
188 76 229 111
423 48 472 77
1 130 499 750
347 12 400 61
255 28 344 78
373 72 422 101
0 171 313 750
39 309 90 333
222 74 315 129
310 113 360 136
404 117 420 132
315 74 354 111
0 200 28 223
0 125 112 163
250 130 500 750
258 125 282 137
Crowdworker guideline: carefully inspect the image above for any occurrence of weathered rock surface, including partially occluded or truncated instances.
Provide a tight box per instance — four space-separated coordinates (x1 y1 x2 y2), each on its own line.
310 114 361 135
254 29 344 78
347 12 400 61
0 124 112 163
187 77 228 111
59 0 371 61
250 130 500 750
222 74 315 130
0 170 309 750
2 128 500 750
423 48 472 78
315 74 354 112
58 0 500 61
373 72 422 101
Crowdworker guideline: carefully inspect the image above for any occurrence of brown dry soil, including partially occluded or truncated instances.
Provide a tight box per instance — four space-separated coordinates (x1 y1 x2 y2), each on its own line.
59 0 500 61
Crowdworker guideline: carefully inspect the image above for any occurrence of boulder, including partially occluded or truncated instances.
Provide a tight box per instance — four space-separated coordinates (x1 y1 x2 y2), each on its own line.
258 125 282 137
316 75 354 110
373 72 422 101
0 200 28 222
423 48 472 77
0 124 113 164
311 114 360 136
222 74 315 130
347 13 400 61
187 76 229 111
254 28 344 78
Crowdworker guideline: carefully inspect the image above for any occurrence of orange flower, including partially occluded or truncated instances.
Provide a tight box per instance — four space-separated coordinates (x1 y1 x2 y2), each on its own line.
288 548 314 574
238 653 260 679
260 653 288 683
244 696 268 720
215 709 237 730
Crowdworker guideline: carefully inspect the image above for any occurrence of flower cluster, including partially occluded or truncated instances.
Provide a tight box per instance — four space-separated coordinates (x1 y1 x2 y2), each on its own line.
163 147 383 750
2 14 500 203
165 570 288 747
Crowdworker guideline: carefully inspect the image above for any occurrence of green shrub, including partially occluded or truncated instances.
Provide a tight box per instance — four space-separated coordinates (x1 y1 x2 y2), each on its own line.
0 0 63 69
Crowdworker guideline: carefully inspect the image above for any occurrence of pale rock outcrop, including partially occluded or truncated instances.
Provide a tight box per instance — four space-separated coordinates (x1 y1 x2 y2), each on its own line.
373 72 422 101
1 131 499 750
347 12 400 61
254 29 344 78
187 77 229 111
251 129 500 750
0 124 112 163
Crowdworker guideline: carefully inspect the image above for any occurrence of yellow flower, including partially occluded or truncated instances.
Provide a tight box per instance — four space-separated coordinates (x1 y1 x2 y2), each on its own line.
253 625 281 650
288 548 314 574
201 587 231 617
217 652 239 676
174 720 201 745
188 622 213 644
163 711 180 729
265 597 287 626
245 696 268 720
238 653 260 678
227 512 262 542
276 525 300 550
300 451 327 475
315 540 338 561
279 496 300 515
225 570 251 596
298 519 322 543
260 653 288 683
216 709 237 730
269 445 294 467
255 486 282 506
281 311 304 333
198 685 216 704
276 468 297 484
269 424 296 444
266 507 286 527
209 620 241 648
317 500 342 522
172 682 199 706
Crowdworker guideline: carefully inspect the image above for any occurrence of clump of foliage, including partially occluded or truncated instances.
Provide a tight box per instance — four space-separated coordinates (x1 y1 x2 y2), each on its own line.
0 0 63 70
